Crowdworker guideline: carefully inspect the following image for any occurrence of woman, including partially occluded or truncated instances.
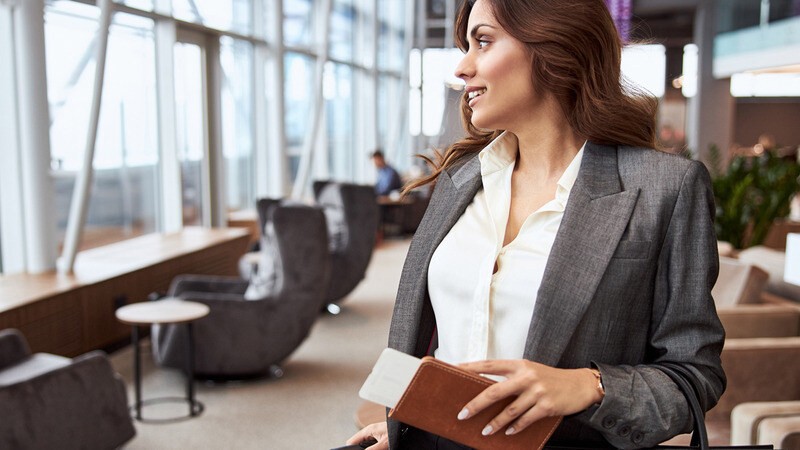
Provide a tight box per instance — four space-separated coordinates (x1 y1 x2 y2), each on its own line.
348 0 725 448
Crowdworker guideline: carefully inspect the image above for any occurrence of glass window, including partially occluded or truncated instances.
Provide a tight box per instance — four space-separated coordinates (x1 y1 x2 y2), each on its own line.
718 0 800 32
377 75 390 149
329 0 355 61
408 48 421 136
353 0 375 68
717 0 762 34
220 37 255 211
45 5 159 250
378 74 403 149
118 0 153 11
621 44 666 98
377 0 405 71
172 0 253 34
421 48 462 136
284 0 314 47
388 19 406 70
769 0 800 22
324 62 354 180
174 41 206 226
284 52 315 181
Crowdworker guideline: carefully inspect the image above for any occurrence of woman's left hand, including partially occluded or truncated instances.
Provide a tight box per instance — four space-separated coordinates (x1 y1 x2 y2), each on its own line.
457 359 603 436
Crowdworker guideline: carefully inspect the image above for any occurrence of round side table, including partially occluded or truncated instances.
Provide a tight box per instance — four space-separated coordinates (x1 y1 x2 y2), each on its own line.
116 298 209 423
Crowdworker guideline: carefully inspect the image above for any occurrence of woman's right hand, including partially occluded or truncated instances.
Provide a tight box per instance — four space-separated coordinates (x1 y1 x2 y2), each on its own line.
346 422 388 450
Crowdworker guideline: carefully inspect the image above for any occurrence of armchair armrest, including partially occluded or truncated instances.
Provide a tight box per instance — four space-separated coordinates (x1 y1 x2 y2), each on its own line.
761 291 800 310
168 274 248 297
707 337 800 421
0 329 31 370
173 291 280 312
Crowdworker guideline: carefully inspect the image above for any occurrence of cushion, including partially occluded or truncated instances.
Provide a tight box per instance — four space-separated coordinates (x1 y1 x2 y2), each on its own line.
738 246 800 302
757 415 800 448
244 233 280 300
318 184 348 252
717 240 735 257
717 305 800 338
0 353 71 386
731 400 800 445
713 256 769 307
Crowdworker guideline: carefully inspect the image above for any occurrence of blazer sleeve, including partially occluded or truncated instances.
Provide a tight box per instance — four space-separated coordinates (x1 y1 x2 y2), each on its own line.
578 161 726 448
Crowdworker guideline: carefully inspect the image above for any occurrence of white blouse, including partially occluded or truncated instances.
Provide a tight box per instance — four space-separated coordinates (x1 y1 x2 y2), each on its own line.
428 132 585 364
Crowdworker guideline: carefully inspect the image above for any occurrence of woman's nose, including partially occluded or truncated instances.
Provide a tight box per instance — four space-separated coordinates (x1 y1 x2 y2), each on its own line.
454 52 475 81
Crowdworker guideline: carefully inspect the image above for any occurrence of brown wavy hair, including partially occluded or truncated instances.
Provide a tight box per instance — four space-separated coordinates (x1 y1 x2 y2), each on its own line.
406 0 658 192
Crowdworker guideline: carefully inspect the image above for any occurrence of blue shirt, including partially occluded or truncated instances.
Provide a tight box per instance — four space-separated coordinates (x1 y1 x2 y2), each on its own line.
375 165 402 196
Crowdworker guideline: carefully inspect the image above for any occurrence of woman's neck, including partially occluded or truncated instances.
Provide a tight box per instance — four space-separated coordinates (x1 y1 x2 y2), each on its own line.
509 101 584 182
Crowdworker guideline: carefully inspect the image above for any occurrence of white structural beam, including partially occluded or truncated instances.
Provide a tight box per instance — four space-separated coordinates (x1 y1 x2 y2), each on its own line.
357 0 378 184
444 0 455 49
58 0 114 274
0 0 26 274
205 35 225 227
291 0 332 200
686 0 734 163
252 0 269 198
386 0 416 166
354 0 374 184
13 0 57 273
263 0 289 197
154 2 182 232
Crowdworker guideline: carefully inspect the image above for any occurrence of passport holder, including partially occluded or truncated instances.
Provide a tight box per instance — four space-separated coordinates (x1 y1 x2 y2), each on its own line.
388 357 562 450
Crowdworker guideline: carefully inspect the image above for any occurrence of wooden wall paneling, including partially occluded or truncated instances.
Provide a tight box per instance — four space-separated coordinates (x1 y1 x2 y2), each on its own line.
80 275 143 353
0 293 83 356
78 232 250 352
1 229 251 355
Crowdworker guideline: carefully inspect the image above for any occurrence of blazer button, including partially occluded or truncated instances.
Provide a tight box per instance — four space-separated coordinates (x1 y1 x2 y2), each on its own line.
601 416 617 429
631 431 645 444
618 424 631 436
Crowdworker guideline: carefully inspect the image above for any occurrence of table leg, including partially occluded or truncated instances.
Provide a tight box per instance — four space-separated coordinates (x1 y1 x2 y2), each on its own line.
187 322 197 416
132 325 142 420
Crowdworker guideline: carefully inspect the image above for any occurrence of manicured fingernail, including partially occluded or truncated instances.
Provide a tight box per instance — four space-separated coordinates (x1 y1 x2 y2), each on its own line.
481 425 493 436
505 426 516 435
457 408 469 420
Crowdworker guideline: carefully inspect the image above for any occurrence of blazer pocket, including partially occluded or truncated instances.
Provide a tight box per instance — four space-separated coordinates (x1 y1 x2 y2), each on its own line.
612 240 651 260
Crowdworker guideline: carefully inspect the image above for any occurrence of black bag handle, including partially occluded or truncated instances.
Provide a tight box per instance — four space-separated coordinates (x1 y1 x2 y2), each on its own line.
548 364 772 450
657 363 709 449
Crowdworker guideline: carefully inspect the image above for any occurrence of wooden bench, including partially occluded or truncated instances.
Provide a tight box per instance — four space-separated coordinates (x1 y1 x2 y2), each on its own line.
0 227 250 357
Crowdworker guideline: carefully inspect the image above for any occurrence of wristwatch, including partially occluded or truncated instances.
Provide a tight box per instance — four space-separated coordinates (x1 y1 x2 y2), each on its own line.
588 368 605 402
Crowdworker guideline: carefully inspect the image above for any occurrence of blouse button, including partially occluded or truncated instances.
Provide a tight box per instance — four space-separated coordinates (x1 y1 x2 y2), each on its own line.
631 431 645 444
601 416 617 429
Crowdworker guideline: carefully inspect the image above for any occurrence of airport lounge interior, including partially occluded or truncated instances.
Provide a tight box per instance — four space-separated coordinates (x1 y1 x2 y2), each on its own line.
1 0 800 448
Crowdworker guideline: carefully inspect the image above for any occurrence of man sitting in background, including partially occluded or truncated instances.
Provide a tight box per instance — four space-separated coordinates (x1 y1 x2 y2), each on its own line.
371 150 402 196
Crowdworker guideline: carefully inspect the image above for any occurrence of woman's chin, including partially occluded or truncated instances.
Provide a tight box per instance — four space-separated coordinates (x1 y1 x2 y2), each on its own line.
469 115 492 130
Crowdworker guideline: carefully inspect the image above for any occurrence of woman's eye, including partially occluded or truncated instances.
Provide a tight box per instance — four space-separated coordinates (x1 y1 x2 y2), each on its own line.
478 40 489 49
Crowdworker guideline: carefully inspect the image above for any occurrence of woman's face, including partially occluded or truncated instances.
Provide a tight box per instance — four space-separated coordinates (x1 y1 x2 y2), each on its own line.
454 0 539 132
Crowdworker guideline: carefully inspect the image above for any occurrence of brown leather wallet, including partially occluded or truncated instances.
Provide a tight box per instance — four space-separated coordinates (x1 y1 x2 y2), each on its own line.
388 357 562 450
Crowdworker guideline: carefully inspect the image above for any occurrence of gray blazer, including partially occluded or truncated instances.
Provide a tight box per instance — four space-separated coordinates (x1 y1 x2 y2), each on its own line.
387 141 725 449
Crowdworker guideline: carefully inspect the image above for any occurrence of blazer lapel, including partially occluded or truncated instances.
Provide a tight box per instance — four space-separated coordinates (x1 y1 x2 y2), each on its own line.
523 143 640 366
390 155 482 355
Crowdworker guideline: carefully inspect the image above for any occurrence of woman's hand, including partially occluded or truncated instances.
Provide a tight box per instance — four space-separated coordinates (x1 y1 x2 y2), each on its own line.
457 360 603 436
346 422 388 450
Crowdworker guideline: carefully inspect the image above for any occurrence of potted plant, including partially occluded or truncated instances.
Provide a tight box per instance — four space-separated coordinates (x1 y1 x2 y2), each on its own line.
707 144 800 249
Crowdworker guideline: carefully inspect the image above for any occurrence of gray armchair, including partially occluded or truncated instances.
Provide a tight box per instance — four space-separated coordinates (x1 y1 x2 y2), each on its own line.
314 181 379 308
152 203 331 378
0 328 135 449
